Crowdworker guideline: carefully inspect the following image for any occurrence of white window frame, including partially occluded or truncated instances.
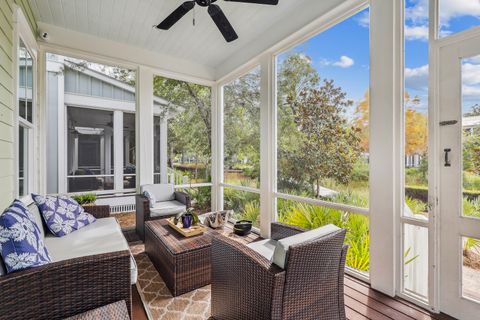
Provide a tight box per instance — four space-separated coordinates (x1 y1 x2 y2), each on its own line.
14 6 38 197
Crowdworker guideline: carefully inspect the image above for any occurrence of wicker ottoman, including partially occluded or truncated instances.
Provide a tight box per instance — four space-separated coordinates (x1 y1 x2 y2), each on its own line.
145 219 213 296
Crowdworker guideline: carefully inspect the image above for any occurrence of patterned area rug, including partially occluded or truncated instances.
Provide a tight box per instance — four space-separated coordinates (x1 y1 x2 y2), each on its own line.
130 242 211 320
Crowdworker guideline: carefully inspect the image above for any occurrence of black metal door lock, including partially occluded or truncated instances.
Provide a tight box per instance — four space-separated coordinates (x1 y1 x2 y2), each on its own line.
444 148 451 167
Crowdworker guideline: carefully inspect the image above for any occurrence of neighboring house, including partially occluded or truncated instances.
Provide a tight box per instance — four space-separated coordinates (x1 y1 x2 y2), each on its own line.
45 55 173 195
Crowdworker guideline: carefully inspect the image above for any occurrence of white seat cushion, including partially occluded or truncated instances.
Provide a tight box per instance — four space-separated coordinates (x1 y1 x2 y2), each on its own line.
141 184 175 202
273 224 341 269
44 217 137 284
150 200 186 217
247 239 278 261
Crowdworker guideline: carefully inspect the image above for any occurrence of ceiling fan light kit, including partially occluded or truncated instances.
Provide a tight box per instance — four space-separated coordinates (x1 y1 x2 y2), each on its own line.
156 0 279 43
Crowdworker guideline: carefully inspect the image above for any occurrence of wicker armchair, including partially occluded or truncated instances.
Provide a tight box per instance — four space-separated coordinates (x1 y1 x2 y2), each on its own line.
211 222 348 320
0 206 132 320
136 189 190 240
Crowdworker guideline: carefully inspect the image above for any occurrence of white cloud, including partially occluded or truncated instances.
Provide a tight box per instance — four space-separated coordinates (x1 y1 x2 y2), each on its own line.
462 62 480 98
334 56 354 68
405 25 429 41
319 55 355 68
406 0 480 34
357 11 369 28
405 64 428 91
439 0 480 27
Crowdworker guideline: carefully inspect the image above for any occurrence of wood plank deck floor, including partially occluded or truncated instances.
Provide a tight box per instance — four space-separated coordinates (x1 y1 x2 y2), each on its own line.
124 226 455 320
131 271 456 320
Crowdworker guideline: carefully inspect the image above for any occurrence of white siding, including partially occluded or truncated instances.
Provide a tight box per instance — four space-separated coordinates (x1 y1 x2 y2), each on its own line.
0 0 36 209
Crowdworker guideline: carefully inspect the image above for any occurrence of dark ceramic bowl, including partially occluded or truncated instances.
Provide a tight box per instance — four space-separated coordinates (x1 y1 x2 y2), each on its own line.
233 220 253 236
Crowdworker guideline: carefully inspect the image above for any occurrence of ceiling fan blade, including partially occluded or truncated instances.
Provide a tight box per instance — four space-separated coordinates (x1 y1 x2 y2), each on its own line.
223 0 279 5
156 1 195 30
208 4 238 43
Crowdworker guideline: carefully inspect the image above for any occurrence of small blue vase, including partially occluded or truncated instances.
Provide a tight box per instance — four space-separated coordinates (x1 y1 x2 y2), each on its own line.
182 214 193 228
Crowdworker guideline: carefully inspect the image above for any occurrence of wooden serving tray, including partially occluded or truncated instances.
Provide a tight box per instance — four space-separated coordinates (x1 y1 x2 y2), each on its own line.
167 217 208 237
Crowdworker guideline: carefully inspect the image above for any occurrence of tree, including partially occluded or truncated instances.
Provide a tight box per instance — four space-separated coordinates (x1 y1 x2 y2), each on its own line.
223 68 261 178
153 76 212 181
288 80 361 197
463 128 480 174
353 91 369 153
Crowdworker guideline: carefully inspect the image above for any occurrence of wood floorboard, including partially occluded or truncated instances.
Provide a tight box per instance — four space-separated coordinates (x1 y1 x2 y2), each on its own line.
344 286 414 320
346 305 370 320
128 231 456 320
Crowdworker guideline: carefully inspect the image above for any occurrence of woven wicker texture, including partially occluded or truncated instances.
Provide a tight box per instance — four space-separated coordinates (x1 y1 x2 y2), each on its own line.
145 220 212 296
211 224 348 320
211 234 286 320
0 251 132 320
65 300 129 320
83 205 110 219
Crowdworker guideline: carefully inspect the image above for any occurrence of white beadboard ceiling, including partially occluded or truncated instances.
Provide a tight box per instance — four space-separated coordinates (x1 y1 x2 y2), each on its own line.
29 0 348 80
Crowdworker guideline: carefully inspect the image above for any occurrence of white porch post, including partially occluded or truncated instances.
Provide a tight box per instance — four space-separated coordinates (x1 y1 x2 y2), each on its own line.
105 131 112 175
369 0 402 296
72 136 78 172
124 134 130 165
136 66 154 190
100 135 105 173
113 110 124 191
211 84 223 211
159 118 168 184
259 54 276 238
57 56 67 193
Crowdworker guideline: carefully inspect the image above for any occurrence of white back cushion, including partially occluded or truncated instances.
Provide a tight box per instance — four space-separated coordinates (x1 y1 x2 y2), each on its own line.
19 195 47 240
272 224 341 269
141 184 175 202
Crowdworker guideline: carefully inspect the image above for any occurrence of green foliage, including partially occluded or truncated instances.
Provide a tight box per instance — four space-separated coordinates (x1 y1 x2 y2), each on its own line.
278 199 370 272
405 197 427 215
184 187 211 212
223 188 260 227
72 193 96 205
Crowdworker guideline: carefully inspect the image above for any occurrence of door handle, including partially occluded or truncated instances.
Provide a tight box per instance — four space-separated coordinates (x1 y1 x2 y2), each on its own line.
444 148 451 167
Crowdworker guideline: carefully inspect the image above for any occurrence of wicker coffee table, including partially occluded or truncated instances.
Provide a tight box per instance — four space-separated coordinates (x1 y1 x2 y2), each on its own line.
145 219 215 296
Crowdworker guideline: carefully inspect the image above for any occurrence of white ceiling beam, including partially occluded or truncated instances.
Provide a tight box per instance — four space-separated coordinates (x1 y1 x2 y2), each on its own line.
37 22 217 82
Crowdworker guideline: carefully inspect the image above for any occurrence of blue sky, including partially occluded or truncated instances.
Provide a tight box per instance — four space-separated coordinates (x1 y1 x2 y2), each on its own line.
279 0 480 116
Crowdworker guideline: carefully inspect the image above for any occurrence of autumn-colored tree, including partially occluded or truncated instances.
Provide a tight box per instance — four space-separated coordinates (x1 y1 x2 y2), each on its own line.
353 92 428 156
353 91 369 152
404 93 428 155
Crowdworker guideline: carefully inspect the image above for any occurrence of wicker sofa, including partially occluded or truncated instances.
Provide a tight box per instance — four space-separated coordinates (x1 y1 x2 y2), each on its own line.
211 222 348 320
0 196 135 320
136 183 191 240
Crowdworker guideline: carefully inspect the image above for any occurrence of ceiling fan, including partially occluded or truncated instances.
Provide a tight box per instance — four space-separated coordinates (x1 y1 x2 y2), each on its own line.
155 0 279 43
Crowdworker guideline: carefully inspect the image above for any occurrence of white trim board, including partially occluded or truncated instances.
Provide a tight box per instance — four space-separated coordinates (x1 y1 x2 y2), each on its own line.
37 22 217 83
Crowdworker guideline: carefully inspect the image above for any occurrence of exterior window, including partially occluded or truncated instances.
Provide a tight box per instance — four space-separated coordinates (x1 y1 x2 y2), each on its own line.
47 53 137 194
153 75 212 214
224 67 261 188
222 67 261 228
275 8 370 274
123 112 136 189
67 107 114 192
17 39 34 197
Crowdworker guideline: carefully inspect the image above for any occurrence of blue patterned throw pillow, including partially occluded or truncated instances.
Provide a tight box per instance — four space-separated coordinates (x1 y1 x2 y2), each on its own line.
32 194 96 237
0 200 52 273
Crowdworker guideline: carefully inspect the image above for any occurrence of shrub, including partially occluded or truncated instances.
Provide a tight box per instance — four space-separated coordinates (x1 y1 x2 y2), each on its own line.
72 193 96 205
278 200 370 272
